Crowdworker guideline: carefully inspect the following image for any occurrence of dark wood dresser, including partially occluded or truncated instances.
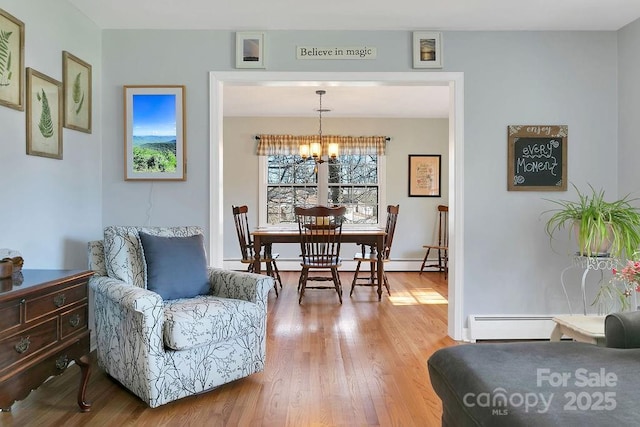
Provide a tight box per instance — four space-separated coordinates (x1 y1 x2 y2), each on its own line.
0 269 93 412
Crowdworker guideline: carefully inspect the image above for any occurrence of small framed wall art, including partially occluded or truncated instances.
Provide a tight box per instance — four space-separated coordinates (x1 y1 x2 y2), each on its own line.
0 8 25 111
63 51 92 133
123 85 186 181
507 125 567 191
408 154 442 197
235 32 265 69
412 31 443 69
26 68 63 159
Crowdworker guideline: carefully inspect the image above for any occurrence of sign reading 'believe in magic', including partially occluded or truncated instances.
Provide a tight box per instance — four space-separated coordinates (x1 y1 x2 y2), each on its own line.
296 46 377 60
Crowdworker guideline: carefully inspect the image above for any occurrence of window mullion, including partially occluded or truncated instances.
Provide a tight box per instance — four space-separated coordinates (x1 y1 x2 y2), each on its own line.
318 162 328 204
258 157 267 226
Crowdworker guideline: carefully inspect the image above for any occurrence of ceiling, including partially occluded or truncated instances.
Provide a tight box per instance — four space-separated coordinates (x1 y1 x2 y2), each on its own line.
223 85 450 118
67 0 640 31
65 0 640 118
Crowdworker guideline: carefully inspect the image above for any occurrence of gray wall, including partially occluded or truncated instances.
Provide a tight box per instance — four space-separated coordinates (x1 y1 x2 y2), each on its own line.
0 0 102 268
100 30 218 232
618 19 640 199
223 116 449 262
101 29 621 321
449 31 620 316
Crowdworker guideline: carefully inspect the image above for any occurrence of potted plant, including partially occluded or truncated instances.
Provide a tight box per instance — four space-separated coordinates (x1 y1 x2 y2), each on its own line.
593 258 640 313
544 184 640 259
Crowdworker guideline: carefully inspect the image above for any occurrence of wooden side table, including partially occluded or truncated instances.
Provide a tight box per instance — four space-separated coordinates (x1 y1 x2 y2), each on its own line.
550 315 606 346
0 269 93 412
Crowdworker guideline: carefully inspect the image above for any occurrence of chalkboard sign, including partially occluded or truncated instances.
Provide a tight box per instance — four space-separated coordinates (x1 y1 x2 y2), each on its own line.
508 125 567 191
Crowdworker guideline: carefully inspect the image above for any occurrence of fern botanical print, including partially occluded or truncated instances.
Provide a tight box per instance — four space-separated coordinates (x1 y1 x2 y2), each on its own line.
26 67 62 159
0 9 24 110
62 51 91 132
36 89 54 138
0 30 13 87
72 72 84 114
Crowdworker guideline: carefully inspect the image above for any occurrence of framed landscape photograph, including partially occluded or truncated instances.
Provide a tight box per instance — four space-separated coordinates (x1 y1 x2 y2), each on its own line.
123 85 186 181
236 32 265 69
0 8 25 111
26 68 63 159
408 154 441 197
63 51 92 133
412 31 443 69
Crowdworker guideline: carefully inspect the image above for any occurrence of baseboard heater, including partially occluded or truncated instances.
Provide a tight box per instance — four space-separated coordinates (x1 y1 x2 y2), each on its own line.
468 315 556 342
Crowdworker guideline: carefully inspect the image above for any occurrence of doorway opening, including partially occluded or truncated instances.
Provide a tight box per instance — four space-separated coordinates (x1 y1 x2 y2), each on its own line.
209 71 464 340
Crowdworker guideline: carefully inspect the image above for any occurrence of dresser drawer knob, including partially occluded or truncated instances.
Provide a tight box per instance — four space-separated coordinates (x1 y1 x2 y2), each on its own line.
69 314 81 327
15 337 30 354
56 355 69 370
53 294 66 307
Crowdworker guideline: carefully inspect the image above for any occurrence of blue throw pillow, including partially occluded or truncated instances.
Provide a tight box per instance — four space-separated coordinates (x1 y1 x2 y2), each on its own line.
138 232 210 300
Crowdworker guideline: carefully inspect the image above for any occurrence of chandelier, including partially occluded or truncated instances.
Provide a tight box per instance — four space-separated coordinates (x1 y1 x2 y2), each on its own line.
299 90 338 164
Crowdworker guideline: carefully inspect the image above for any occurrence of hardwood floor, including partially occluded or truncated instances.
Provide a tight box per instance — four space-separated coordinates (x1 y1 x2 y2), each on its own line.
1 271 456 427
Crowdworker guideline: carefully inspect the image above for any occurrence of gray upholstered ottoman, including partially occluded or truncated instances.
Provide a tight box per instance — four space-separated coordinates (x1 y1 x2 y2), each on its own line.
428 311 640 426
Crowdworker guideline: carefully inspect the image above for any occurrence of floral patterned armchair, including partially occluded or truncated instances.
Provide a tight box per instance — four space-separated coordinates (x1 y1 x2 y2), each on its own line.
88 226 272 408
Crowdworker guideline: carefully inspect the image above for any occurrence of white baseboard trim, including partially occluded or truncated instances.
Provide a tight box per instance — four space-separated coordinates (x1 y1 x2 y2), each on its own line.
222 259 440 272
467 315 558 342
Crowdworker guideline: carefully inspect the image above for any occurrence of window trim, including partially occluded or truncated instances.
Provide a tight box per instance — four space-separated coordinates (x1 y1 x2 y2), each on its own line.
259 155 386 228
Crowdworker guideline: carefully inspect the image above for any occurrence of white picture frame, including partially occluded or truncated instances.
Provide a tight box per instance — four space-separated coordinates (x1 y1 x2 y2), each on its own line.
412 31 443 69
123 85 186 181
236 32 265 69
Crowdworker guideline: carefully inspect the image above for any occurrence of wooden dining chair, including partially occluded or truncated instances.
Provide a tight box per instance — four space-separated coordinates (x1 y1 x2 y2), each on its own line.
350 205 400 297
295 205 347 304
232 205 282 296
420 204 448 277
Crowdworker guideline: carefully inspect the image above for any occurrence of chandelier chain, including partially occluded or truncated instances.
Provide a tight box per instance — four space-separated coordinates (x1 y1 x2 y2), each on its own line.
317 89 325 142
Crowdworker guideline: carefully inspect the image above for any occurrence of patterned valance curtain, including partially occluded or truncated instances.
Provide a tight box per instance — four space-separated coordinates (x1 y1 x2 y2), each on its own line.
256 134 387 156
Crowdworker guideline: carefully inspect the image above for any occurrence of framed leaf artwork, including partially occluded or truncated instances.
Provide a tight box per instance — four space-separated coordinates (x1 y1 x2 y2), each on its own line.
0 8 25 111
123 85 186 181
63 51 92 133
26 68 63 159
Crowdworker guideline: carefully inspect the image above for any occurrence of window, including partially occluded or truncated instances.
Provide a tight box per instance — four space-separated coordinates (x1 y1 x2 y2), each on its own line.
262 154 385 226
327 154 379 224
266 154 317 224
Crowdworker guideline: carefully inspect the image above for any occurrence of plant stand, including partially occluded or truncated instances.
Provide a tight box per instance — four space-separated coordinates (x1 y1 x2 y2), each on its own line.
560 254 619 315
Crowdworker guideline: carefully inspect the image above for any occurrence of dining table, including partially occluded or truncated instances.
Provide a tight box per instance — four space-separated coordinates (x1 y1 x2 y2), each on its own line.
251 227 387 300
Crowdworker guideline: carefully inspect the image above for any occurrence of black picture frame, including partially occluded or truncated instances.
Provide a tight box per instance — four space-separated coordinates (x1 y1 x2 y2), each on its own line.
408 154 441 197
